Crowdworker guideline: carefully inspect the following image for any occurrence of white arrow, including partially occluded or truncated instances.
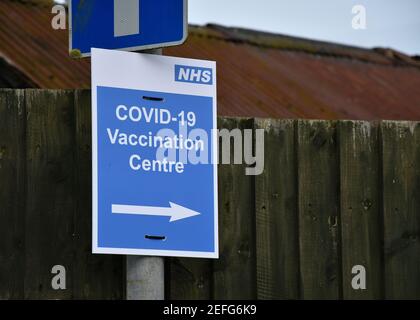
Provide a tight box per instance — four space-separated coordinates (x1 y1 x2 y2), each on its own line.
112 202 201 222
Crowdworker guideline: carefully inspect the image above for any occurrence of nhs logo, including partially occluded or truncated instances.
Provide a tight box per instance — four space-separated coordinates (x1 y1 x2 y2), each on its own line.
175 65 213 85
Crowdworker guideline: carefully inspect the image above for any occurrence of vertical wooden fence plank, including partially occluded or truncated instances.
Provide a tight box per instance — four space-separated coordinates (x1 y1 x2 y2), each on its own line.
169 258 212 299
73 89 124 299
0 90 26 299
339 121 382 299
24 90 76 299
213 118 256 299
297 120 341 300
382 121 420 299
255 119 299 299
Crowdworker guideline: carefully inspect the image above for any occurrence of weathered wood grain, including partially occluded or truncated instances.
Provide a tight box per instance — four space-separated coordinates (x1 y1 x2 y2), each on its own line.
339 121 382 299
0 90 26 299
24 90 76 299
255 118 299 299
297 120 341 299
382 121 420 299
169 258 212 299
213 118 256 299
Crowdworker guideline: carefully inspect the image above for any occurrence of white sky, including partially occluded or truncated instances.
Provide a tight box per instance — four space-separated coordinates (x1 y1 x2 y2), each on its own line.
189 0 420 55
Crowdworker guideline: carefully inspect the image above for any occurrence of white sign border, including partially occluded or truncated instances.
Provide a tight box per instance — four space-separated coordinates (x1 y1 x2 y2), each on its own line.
91 48 219 259
69 0 189 58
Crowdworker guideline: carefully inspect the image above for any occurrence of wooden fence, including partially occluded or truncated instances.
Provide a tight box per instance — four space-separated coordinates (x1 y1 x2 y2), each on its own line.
0 89 419 300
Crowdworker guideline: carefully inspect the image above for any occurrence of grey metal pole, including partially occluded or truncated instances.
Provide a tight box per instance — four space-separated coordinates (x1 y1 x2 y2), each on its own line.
126 256 165 300
126 47 165 301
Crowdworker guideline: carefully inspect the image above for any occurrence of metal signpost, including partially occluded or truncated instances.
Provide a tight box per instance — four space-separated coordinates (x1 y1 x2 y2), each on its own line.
69 0 188 57
91 48 218 298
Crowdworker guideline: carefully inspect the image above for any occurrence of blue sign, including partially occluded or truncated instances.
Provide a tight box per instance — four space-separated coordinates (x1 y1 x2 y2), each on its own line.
69 0 187 57
92 48 218 258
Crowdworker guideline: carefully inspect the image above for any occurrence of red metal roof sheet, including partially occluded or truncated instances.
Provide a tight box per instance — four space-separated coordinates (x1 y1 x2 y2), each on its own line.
1 0 420 120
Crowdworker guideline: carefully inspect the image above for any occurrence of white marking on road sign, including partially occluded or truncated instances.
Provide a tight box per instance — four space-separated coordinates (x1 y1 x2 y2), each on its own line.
112 202 201 222
114 0 140 37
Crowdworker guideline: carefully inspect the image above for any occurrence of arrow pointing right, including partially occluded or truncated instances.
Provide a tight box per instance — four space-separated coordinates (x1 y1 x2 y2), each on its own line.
112 202 201 222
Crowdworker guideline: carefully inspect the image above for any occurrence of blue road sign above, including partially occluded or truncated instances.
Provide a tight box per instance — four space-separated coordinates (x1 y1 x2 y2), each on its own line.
69 0 188 57
91 48 218 258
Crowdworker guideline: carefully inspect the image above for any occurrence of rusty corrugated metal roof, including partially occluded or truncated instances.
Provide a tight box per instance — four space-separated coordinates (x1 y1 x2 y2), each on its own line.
1 0 420 120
